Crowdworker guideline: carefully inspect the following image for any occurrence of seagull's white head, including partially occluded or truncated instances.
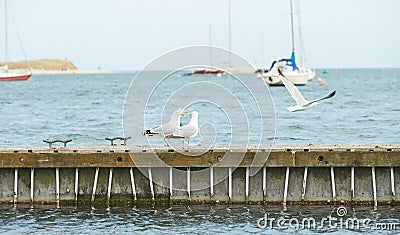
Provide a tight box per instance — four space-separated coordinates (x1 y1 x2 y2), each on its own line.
190 111 198 118
189 111 199 127
174 108 188 117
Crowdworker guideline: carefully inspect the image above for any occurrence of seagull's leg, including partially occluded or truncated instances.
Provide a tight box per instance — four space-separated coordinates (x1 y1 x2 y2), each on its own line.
182 139 184 149
188 138 190 150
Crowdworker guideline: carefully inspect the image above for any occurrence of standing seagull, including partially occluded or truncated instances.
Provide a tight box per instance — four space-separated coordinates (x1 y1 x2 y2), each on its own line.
166 111 199 149
278 68 336 112
142 108 187 137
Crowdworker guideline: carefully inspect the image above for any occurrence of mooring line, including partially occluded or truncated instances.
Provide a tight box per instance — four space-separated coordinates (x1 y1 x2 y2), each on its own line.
245 167 249 201
331 167 336 201
262 167 266 200
107 168 113 203
187 167 191 200
91 167 99 203
14 168 18 204
351 167 355 199
169 167 173 199
283 167 290 205
129 167 137 201
228 167 232 201
301 167 308 201
56 167 60 206
75 168 79 202
148 168 155 201
30 168 34 203
372 167 377 208
210 167 214 199
391 167 396 199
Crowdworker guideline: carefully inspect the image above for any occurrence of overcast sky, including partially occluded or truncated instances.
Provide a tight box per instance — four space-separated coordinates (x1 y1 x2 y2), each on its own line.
2 0 400 70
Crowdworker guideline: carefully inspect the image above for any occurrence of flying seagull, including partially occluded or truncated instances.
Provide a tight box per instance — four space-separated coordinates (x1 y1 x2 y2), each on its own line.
142 108 187 136
278 68 336 112
166 111 199 149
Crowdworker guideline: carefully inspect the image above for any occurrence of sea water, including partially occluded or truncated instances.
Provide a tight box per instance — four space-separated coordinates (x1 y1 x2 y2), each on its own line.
0 69 399 234
0 68 399 147
1 205 400 234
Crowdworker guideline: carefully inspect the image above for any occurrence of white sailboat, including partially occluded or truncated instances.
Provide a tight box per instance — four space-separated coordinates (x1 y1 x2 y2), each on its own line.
258 0 314 86
0 0 32 81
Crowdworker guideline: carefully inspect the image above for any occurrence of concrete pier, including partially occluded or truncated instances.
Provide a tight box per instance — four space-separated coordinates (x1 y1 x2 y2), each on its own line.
0 144 399 206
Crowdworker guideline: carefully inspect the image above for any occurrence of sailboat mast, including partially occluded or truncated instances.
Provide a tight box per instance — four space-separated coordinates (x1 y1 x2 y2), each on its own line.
228 0 232 66
290 0 295 52
297 0 304 66
209 23 213 66
4 0 8 61
209 23 213 47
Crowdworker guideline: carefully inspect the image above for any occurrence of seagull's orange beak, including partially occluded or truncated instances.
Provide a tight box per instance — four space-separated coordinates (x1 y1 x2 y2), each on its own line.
180 109 188 116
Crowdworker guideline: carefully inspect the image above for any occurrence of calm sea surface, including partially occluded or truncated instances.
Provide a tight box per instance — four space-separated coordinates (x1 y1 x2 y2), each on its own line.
1 205 400 234
0 68 399 234
0 68 399 147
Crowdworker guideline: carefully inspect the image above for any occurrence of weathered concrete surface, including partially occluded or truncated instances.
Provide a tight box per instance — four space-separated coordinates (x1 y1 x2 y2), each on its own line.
171 167 188 201
304 168 332 203
265 167 286 202
59 168 75 201
375 167 391 202
78 168 95 199
0 144 398 168
286 167 304 202
213 168 229 203
190 168 211 203
17 168 30 203
111 168 133 199
394 167 400 202
248 168 264 203
0 144 399 206
133 168 151 200
334 167 352 202
151 167 169 200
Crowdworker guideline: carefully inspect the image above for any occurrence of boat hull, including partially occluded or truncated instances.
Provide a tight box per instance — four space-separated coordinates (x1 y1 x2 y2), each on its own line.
260 68 315 86
184 69 225 76
0 73 32 81
263 74 308 86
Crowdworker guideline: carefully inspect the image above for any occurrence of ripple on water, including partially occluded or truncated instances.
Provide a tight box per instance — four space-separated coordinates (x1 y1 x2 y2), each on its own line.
0 205 399 234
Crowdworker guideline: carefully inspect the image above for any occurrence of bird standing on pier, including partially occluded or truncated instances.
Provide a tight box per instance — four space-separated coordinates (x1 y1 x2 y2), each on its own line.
278 68 336 112
166 111 199 149
142 108 187 138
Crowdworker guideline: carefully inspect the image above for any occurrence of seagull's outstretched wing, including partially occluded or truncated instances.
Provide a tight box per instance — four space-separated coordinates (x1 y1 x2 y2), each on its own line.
278 69 308 106
306 91 336 106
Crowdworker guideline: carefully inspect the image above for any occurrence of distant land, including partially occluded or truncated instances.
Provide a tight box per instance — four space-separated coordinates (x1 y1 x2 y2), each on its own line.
0 59 77 71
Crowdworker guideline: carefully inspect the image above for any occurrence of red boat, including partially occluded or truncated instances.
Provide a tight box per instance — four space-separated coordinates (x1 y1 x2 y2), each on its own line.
0 72 32 81
0 67 32 81
184 69 225 76
1 1 32 82
193 69 225 75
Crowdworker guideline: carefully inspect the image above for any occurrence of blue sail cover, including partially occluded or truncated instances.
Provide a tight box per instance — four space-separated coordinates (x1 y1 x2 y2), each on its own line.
290 51 298 71
269 51 299 71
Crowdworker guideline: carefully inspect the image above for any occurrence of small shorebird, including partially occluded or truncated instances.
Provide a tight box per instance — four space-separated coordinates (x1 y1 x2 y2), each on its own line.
278 68 336 112
166 111 199 149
